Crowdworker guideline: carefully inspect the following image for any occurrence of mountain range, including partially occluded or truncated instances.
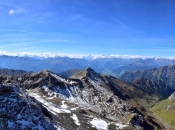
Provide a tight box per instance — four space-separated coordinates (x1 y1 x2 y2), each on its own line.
0 55 175 77
120 64 175 88
1 67 174 129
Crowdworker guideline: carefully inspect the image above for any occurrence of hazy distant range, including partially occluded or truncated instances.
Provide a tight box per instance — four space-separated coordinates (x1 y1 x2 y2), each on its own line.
0 55 175 77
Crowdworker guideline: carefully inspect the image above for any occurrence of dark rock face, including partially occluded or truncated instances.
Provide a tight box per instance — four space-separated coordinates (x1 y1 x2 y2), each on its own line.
0 83 59 130
120 65 175 88
132 78 175 100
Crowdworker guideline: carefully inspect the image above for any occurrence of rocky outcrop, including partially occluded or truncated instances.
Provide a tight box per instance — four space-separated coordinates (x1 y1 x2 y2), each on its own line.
132 77 175 99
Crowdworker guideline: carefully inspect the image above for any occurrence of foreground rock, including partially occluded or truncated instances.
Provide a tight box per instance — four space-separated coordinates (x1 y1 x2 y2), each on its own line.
0 83 61 130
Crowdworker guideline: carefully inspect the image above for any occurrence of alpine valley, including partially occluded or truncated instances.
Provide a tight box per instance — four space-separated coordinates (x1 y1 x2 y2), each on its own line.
0 55 175 130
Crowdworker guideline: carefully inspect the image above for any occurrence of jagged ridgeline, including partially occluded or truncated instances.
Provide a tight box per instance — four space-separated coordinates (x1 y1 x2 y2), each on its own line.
0 68 169 129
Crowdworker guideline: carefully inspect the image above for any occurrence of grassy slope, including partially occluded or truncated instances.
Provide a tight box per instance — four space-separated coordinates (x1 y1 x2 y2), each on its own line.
152 99 175 129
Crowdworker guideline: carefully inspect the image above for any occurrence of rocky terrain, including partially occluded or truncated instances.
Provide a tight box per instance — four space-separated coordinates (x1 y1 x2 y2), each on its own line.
0 83 60 130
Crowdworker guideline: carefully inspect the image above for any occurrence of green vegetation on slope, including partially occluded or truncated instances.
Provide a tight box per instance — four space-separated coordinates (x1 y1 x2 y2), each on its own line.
152 99 175 129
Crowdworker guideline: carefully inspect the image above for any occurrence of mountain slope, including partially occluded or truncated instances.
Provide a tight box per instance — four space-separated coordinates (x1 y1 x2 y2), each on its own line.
120 64 175 88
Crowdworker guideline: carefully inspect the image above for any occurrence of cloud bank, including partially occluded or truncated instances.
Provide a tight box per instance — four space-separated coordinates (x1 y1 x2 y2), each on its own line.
0 51 175 60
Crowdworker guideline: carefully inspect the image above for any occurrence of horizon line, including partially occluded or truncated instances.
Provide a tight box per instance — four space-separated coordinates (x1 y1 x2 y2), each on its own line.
0 51 175 60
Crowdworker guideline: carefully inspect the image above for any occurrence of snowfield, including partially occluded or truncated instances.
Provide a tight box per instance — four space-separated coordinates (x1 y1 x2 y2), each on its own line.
90 118 108 130
28 92 71 114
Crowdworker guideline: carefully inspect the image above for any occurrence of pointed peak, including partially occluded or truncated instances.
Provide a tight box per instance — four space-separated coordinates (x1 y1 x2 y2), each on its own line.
85 67 95 73
40 69 53 74
41 69 51 73
70 67 98 79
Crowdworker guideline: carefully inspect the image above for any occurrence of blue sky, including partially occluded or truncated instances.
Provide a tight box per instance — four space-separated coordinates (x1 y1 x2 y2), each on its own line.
0 0 175 57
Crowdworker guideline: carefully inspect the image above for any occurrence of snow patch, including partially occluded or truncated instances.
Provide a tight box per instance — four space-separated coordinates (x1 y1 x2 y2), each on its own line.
61 101 69 109
71 114 80 126
70 107 78 110
90 118 108 130
116 123 128 129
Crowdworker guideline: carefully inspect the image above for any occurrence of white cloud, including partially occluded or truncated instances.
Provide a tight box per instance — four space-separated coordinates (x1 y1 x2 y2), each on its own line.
9 9 14 14
0 51 175 60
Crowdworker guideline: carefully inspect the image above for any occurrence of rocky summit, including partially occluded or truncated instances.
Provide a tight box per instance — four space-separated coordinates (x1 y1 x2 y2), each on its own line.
0 68 169 130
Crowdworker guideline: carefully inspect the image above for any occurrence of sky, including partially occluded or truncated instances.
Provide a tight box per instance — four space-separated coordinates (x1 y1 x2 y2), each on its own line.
0 0 175 58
